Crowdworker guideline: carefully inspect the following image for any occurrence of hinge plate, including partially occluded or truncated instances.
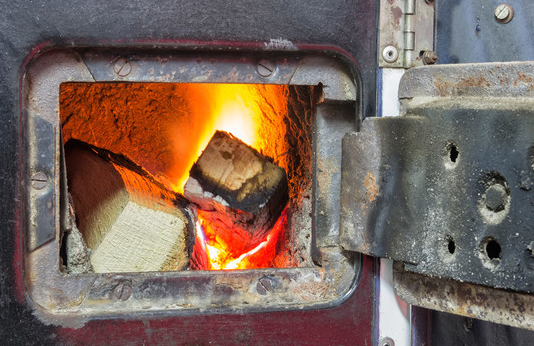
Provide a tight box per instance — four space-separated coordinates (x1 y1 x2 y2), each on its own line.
341 61 534 294
378 0 435 68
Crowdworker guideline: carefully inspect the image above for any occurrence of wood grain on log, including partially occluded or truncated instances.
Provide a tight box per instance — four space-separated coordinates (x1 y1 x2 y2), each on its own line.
184 131 288 252
65 141 190 273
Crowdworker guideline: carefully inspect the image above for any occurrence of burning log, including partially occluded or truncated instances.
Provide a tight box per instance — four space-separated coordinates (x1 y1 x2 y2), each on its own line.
184 131 288 255
65 141 190 273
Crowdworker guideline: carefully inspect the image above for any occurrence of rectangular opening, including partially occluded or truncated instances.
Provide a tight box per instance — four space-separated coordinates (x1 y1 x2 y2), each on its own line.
24 49 360 322
59 82 319 273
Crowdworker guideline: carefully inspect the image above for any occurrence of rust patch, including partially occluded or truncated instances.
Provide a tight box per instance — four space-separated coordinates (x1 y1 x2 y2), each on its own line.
364 172 378 203
434 75 491 96
391 6 402 28
514 71 534 90
498 74 510 86
391 6 402 20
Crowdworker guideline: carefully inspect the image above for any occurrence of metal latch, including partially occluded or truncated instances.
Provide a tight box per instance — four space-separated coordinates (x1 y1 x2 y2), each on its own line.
379 0 435 68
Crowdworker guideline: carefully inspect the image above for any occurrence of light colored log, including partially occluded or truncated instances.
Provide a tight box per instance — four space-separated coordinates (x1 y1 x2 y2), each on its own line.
65 142 190 273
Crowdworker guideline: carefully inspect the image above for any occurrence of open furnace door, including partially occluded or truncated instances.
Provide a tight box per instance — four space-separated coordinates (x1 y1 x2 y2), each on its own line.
341 61 534 330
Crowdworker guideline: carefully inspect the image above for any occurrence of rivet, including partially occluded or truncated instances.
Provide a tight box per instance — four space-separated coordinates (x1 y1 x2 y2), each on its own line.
485 184 507 212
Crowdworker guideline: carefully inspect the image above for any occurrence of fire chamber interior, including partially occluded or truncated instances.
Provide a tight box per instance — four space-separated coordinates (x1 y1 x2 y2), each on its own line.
60 82 318 273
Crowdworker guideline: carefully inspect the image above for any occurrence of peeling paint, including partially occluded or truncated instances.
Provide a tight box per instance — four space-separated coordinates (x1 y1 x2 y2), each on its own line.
264 38 297 51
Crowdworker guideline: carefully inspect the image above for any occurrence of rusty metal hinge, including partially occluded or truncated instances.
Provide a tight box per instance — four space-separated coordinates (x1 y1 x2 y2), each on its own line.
379 0 435 68
341 61 534 294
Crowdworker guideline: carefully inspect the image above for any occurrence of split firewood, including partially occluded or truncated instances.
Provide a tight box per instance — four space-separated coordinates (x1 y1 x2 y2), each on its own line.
63 193 93 274
184 131 288 252
65 140 191 273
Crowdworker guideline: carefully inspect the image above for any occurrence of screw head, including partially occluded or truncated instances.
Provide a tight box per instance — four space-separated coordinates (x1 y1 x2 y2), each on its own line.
382 46 399 63
256 60 275 77
113 57 132 77
379 337 395 346
31 172 48 190
113 282 132 301
495 4 513 24
256 276 273 295
423 51 438 65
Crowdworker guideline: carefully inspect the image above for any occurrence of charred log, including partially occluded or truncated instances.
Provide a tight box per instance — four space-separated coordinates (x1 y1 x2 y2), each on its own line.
184 131 288 252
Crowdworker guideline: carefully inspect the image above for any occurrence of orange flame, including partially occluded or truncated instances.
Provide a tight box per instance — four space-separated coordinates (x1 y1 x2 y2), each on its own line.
171 84 283 193
59 82 306 271
194 208 287 270
176 84 291 270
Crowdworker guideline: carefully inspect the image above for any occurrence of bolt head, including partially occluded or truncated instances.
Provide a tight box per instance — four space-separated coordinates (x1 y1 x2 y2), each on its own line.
259 277 272 291
423 51 438 65
495 4 513 23
256 282 267 295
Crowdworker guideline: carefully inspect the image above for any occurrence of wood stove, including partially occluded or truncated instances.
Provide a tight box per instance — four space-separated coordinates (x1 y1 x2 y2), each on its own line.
22 48 361 327
0 1 382 344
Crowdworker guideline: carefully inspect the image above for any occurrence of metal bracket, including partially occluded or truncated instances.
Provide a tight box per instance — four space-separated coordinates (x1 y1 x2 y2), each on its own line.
379 0 435 68
340 61 534 293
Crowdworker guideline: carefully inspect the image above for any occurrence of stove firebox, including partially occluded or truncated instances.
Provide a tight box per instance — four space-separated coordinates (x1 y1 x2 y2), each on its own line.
59 82 317 273
22 48 360 327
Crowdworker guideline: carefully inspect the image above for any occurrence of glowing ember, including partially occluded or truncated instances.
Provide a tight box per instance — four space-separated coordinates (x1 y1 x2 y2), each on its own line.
182 85 292 271
194 208 287 270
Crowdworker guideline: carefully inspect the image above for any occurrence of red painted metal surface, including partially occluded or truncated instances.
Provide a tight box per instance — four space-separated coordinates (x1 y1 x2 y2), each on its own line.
58 256 375 346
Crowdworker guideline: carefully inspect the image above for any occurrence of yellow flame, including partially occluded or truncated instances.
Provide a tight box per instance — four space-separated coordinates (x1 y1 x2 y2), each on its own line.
223 235 271 270
213 92 256 146
198 223 271 270
171 84 265 193
205 244 224 270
